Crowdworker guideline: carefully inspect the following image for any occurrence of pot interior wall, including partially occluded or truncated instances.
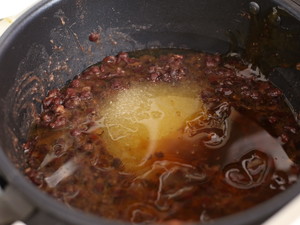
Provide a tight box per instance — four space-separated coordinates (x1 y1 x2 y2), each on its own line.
0 0 300 225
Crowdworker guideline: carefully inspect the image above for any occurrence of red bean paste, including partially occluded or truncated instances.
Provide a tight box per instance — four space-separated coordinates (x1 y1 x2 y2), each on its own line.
23 49 300 224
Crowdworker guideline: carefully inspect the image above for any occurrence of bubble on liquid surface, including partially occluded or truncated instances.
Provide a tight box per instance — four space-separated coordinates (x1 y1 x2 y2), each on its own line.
223 150 277 189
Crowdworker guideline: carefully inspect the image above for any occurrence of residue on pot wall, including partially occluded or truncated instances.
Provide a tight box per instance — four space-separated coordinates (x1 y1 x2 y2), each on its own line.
244 4 300 73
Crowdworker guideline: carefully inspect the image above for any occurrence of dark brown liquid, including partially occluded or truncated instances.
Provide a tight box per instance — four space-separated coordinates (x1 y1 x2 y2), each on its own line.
23 50 300 224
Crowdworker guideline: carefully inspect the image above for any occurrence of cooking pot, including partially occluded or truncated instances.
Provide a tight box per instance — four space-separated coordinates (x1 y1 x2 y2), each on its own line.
0 0 300 225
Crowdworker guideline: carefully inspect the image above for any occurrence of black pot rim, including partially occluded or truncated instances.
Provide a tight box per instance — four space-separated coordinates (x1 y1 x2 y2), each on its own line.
0 1 299 225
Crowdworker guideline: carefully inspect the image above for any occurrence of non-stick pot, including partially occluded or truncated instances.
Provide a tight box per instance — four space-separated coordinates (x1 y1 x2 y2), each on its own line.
0 0 300 225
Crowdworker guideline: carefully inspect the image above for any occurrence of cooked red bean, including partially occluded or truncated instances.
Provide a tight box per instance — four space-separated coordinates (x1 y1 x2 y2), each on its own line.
88 32 100 42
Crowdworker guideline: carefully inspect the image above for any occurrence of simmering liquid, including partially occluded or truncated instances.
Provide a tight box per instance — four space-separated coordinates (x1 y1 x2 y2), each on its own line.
23 50 300 224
